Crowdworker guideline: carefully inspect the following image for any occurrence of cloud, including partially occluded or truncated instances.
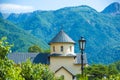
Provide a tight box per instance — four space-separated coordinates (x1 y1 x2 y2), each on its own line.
0 4 35 13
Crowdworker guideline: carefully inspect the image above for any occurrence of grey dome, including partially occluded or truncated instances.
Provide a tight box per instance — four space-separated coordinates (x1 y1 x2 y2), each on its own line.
49 30 75 44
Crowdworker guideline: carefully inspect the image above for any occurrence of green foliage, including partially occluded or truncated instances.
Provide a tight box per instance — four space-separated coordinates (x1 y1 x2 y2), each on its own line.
108 64 119 75
108 74 120 80
0 58 56 80
84 63 120 80
0 37 23 80
85 64 108 79
76 74 88 80
56 75 64 80
28 45 43 53
44 49 50 53
28 45 50 53
21 59 55 80
0 59 24 80
113 61 120 72
0 37 13 59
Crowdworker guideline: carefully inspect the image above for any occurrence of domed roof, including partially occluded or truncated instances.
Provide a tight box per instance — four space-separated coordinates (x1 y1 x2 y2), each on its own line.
49 30 75 44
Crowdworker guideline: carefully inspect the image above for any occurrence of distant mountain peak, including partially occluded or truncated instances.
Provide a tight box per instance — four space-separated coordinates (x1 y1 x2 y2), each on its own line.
102 2 120 15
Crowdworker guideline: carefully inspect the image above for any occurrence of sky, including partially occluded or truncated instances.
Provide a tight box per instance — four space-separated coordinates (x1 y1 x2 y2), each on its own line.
0 0 120 13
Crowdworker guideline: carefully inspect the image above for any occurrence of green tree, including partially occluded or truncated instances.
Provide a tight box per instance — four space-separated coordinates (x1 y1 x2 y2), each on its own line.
84 63 120 80
76 74 88 80
0 37 23 80
28 45 43 53
0 37 13 59
108 64 119 76
114 61 120 72
44 49 50 53
0 59 24 80
109 74 120 80
21 59 55 80
85 64 108 80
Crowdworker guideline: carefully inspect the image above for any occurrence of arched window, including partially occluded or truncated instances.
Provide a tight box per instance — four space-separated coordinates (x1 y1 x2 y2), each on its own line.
61 46 63 52
53 46 55 52
70 46 72 52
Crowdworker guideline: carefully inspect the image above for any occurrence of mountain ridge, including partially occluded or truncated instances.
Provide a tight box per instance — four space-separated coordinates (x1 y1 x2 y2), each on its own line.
102 2 120 15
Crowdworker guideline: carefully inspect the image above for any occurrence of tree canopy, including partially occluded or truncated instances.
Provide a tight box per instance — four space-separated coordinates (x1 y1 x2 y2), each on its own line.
0 37 13 59
0 37 61 80
28 45 43 53
84 63 120 80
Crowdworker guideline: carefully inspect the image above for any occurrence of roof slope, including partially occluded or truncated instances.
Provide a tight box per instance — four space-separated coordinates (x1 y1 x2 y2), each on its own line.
50 53 76 57
7 53 88 64
55 66 74 76
49 30 75 44
75 53 88 64
7 53 49 64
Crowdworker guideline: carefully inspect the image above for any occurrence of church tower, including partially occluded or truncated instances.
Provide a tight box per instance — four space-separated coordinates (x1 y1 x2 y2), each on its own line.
49 30 79 80
49 30 87 80
49 30 75 55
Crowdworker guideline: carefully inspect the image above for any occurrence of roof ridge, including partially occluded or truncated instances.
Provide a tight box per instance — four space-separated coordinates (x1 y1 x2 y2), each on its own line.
55 66 74 76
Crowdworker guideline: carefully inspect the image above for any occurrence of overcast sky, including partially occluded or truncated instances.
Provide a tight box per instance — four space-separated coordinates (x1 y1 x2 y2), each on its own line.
0 0 120 13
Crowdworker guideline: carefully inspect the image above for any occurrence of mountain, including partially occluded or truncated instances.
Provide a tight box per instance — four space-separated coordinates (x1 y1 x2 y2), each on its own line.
1 13 11 19
4 3 120 64
0 18 48 52
0 12 3 18
102 2 120 15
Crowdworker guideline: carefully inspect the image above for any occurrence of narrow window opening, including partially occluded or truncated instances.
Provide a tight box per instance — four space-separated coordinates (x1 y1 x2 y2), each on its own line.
61 46 63 52
70 46 72 52
53 46 55 52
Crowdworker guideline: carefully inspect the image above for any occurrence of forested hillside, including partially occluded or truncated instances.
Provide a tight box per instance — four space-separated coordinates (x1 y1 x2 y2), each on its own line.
0 18 48 52
0 2 120 64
